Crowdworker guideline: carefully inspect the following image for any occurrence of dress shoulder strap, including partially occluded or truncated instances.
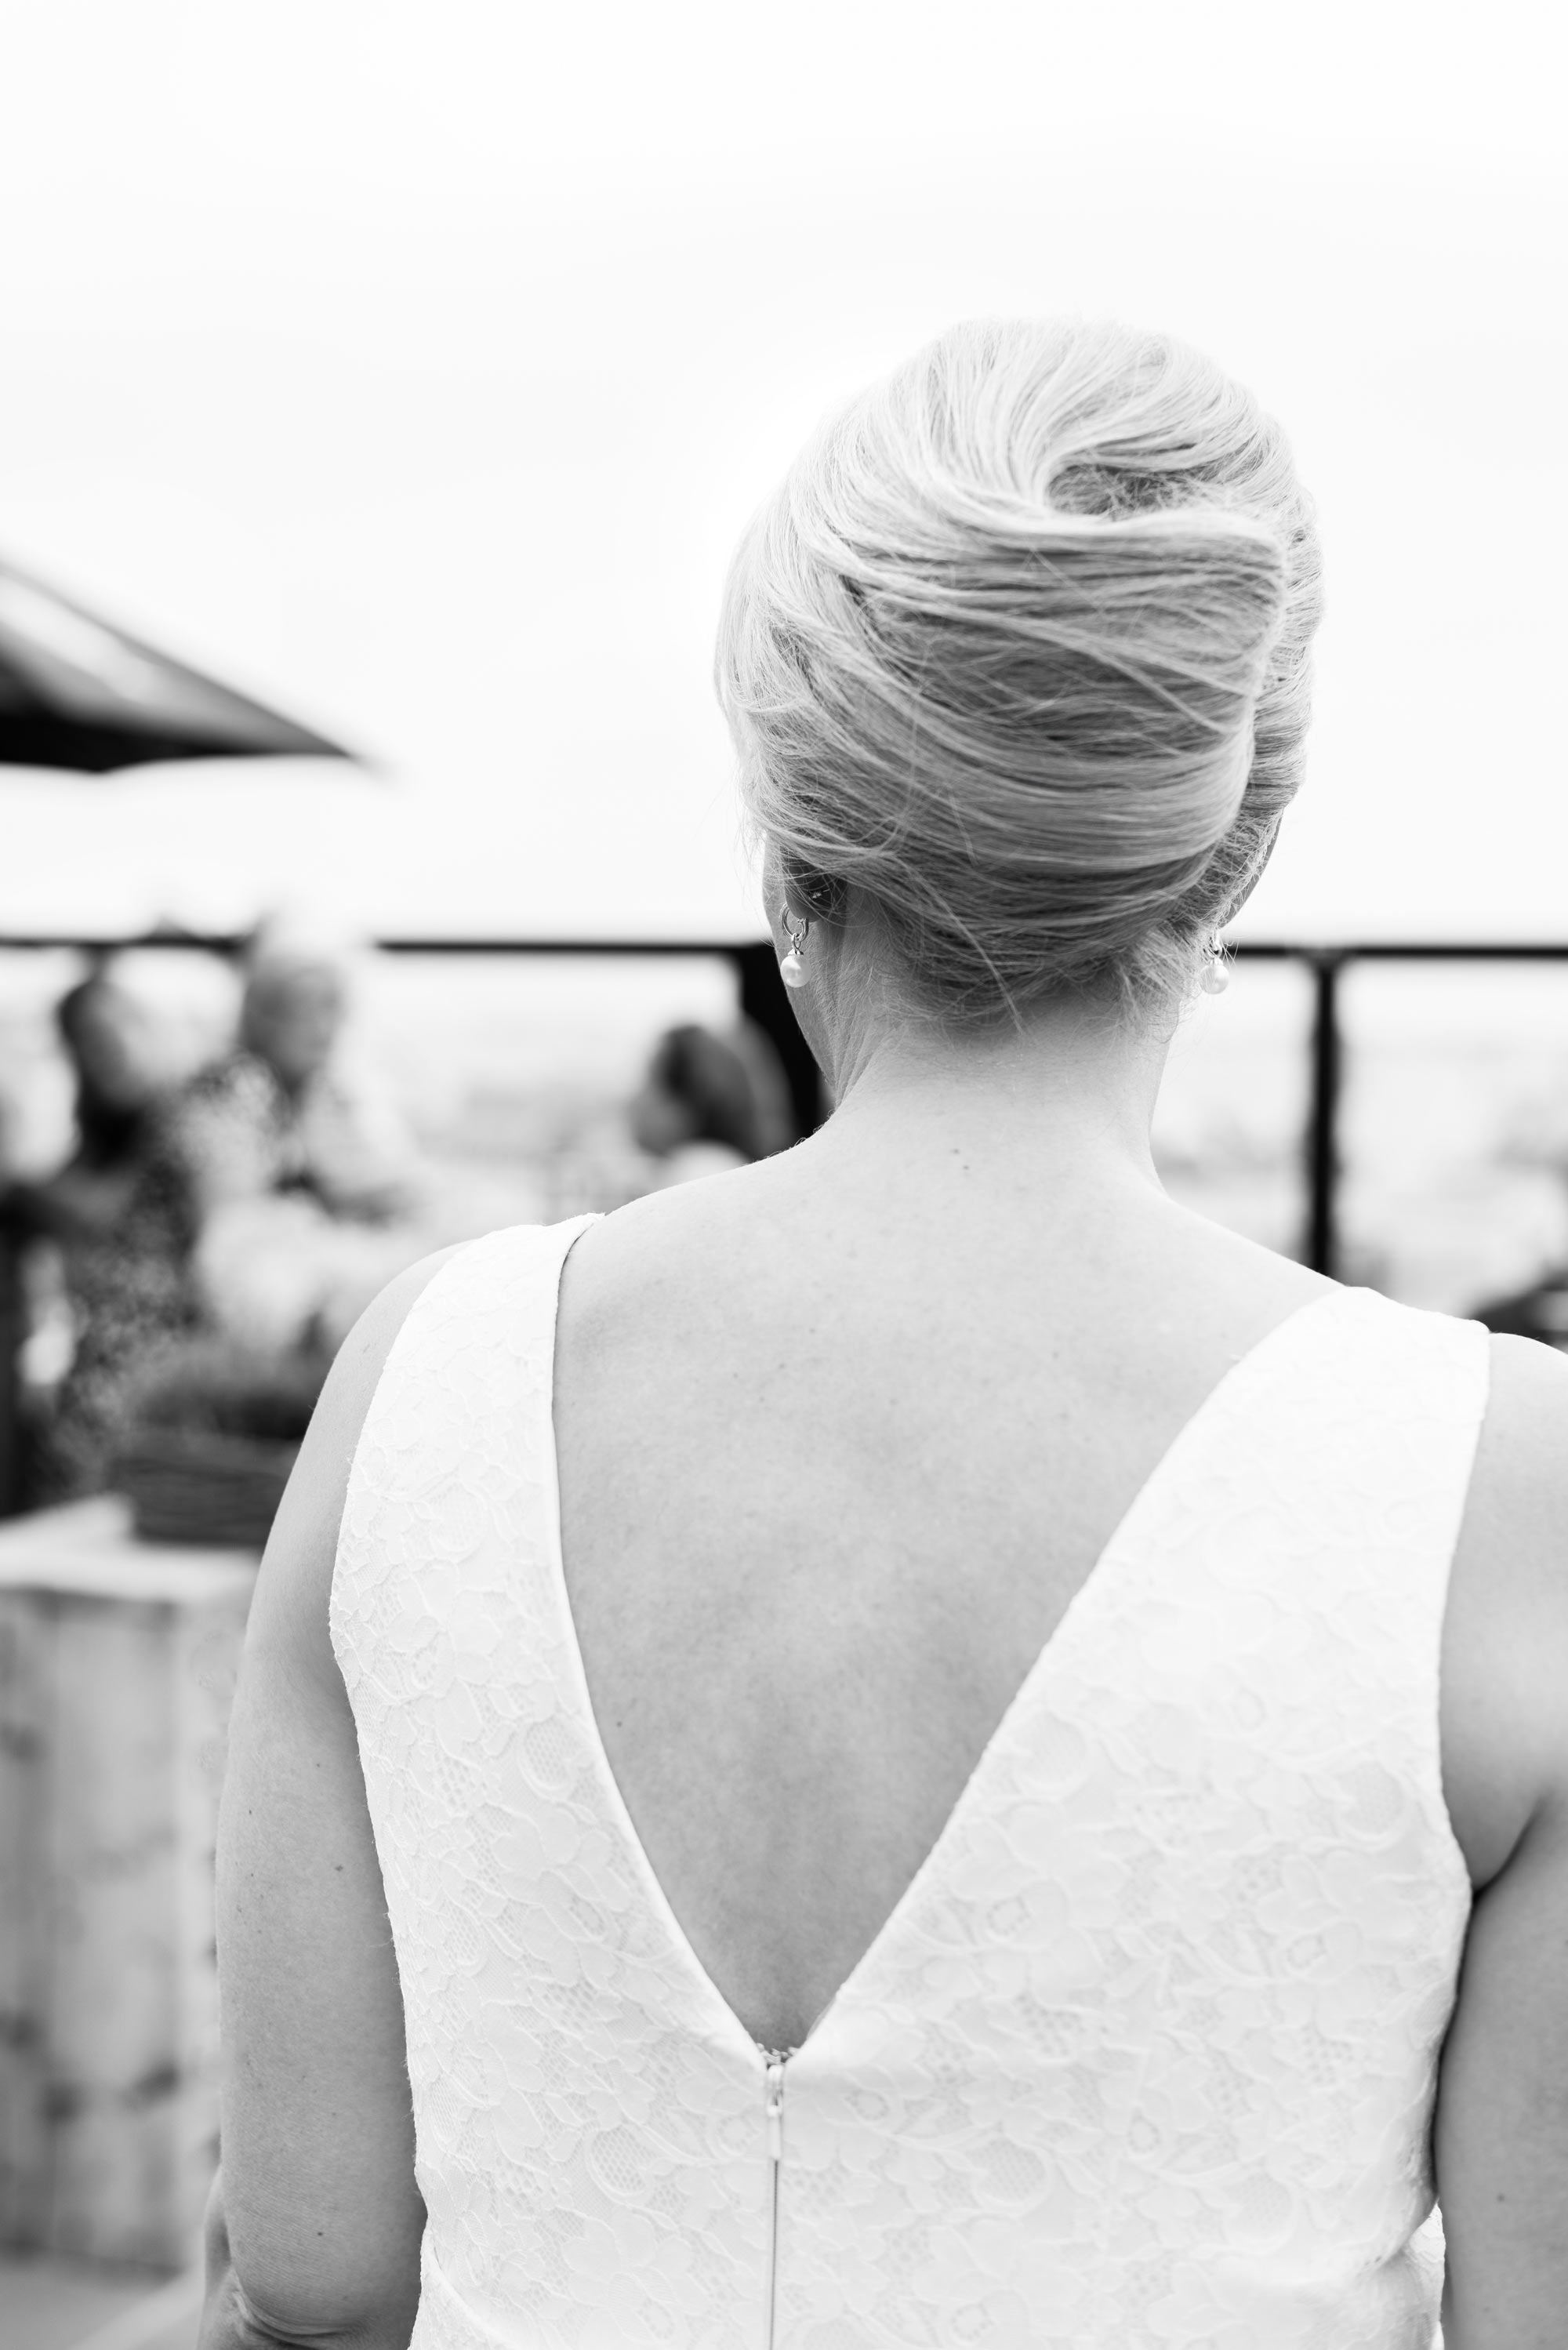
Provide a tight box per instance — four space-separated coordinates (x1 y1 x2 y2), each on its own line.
330 1217 596 1680
1073 1284 1490 1883
1261 1285 1489 1559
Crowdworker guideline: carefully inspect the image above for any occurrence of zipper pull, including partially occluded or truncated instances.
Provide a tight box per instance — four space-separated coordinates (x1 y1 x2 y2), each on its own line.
764 2054 787 2162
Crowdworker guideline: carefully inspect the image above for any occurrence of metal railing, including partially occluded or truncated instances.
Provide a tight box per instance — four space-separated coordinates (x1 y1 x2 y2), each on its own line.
1232 942 1568 1279
4 928 1568 1514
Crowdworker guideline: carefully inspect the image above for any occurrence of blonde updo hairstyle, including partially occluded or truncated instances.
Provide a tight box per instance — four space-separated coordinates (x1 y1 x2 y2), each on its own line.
717 318 1323 1018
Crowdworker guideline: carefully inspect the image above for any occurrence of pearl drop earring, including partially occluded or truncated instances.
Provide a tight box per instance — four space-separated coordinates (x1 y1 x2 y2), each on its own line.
779 906 810 990
1201 934 1229 996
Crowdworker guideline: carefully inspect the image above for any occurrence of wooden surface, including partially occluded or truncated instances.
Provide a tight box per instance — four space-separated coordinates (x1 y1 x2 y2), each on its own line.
0 1503 257 2269
0 1498 259 1604
0 2254 202 2350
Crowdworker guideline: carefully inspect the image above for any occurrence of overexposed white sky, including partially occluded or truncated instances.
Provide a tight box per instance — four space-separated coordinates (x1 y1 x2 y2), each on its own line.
1 0 1563 942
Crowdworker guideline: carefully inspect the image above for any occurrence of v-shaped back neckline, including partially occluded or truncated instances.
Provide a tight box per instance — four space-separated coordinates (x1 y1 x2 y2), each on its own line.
539 1225 1361 2071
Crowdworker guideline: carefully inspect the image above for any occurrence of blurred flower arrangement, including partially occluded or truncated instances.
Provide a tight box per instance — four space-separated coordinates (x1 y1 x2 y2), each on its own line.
114 1333 326 1548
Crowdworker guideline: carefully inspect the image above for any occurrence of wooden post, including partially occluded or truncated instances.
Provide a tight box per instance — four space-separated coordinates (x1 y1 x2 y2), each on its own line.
0 1500 255 2269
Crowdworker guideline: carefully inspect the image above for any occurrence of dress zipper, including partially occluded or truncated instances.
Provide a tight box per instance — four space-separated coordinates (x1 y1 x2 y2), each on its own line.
764 2050 789 2350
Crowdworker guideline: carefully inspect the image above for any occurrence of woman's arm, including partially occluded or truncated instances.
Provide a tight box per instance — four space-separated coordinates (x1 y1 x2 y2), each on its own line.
200 1251 458 2350
1435 1335 1568 2350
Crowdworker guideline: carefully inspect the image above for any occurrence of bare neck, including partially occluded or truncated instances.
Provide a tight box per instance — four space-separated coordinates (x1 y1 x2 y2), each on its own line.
800 983 1174 1218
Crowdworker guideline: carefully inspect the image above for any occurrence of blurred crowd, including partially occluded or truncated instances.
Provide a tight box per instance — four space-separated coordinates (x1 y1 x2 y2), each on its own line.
0 926 793 1508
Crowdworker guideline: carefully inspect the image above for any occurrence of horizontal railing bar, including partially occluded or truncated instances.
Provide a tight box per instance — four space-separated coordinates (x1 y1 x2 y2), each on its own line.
1225 943 1568 963
6 933 1568 961
0 932 757 957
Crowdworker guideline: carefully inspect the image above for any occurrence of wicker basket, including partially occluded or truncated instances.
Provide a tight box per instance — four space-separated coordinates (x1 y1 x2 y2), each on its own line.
115 1426 300 1549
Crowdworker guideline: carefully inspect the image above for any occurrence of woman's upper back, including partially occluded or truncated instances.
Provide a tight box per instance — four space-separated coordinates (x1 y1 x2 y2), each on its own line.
546 1109 1553 2011
328 1132 1568 2331
549 1141 1341 2051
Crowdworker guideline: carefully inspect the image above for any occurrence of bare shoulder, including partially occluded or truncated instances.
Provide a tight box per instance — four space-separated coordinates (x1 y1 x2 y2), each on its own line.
558 1159 794 1345
245 1244 463 1665
209 1245 463 2343
324 1243 466 1431
1436 1334 1568 2348
1442 1334 1568 1889
1471 1331 1568 1524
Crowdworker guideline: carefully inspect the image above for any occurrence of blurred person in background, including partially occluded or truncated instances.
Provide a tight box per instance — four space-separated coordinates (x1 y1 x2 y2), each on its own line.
139 913 427 1357
1 964 181 1497
45 967 166 1227
630 1018 795 1186
170 913 419 1231
13 920 428 1494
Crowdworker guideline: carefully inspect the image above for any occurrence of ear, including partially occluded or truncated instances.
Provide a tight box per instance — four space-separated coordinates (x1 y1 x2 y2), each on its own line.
783 863 848 925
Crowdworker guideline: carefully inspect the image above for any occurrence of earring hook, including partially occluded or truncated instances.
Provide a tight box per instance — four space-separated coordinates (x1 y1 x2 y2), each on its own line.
780 903 810 990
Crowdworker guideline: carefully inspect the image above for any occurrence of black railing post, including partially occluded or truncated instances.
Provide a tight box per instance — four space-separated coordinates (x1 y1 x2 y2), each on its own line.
0 1221 24 1516
1304 953 1345 1278
731 941 826 1142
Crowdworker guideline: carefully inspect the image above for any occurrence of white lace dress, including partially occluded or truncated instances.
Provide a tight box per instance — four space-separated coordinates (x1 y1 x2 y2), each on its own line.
332 1219 1485 2349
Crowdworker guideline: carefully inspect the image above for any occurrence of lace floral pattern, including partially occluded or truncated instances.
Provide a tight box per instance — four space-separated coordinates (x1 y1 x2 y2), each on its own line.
332 1222 1483 2349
